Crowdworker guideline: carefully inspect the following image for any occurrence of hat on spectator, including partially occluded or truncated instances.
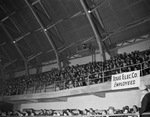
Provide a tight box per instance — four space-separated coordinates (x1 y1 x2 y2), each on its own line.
139 81 147 91
108 106 115 110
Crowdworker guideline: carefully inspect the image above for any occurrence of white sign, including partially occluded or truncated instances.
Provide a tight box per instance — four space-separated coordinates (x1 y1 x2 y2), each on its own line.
111 70 140 90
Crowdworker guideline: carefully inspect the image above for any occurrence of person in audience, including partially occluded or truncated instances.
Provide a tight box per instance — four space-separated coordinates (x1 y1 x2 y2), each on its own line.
123 106 130 114
107 106 115 115
66 109 74 116
115 109 123 114
101 110 108 117
82 109 89 115
62 110 68 116
46 109 53 116
132 105 139 114
139 82 150 117
0 111 7 117
89 108 96 115
131 105 139 117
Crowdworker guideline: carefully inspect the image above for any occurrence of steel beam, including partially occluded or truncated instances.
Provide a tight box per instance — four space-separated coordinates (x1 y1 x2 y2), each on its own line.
46 11 83 30
0 23 29 76
90 0 143 14
4 59 17 68
54 26 65 44
11 13 42 64
102 16 150 42
38 0 70 59
116 34 150 49
107 1 121 26
80 0 105 61
0 59 4 81
53 26 72 58
15 32 31 42
25 0 61 70
93 10 105 32
24 36 41 64
0 47 14 63
59 36 95 53
27 52 43 62
91 0 108 33
0 50 9 61
39 1 51 19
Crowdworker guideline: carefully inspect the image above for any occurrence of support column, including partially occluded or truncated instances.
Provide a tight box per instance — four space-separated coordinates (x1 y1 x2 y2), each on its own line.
0 23 29 77
80 0 105 61
24 61 29 76
24 0 61 70
0 59 5 81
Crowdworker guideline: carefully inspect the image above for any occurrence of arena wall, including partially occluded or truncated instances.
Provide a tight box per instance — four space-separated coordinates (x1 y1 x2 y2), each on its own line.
19 75 150 111
18 73 150 111
20 88 141 111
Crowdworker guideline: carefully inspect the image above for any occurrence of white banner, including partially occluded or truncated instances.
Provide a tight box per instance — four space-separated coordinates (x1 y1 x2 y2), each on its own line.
111 70 140 90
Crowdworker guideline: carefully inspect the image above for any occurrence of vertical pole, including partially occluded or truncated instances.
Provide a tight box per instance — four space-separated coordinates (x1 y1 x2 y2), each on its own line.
80 0 105 61
24 61 29 76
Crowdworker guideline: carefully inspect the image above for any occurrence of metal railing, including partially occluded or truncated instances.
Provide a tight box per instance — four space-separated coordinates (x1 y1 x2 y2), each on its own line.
0 59 150 96
24 59 150 94
1 112 150 117
0 113 148 117
3 112 150 116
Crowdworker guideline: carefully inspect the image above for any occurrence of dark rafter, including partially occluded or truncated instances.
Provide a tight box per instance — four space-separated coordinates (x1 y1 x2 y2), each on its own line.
0 23 29 76
24 0 61 70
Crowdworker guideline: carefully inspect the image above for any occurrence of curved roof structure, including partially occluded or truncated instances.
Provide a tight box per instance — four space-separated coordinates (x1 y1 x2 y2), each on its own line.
0 0 150 73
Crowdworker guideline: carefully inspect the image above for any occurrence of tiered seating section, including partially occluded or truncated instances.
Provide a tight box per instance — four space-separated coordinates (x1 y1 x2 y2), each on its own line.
0 49 150 96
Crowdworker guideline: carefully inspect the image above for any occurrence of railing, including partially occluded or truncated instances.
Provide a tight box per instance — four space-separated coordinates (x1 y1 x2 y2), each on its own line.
2 112 150 117
0 59 150 96
0 113 145 117
43 60 150 93
1 112 150 117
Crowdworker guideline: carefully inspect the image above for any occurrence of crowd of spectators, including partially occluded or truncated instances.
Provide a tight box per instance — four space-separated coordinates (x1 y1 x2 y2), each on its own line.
0 48 150 96
0 105 139 117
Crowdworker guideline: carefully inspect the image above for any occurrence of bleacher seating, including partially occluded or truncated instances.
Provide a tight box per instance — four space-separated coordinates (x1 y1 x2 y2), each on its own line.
0 48 150 96
0 106 140 116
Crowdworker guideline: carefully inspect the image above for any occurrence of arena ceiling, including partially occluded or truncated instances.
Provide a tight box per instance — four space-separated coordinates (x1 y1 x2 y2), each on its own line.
0 0 150 72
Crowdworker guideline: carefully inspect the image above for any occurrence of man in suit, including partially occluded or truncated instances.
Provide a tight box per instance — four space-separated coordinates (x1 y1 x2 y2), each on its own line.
139 82 150 117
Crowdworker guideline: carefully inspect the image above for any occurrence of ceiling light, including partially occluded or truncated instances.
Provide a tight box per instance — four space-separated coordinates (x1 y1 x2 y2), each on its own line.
88 10 91 13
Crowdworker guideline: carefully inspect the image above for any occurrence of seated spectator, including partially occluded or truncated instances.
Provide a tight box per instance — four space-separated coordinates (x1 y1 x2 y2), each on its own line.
82 109 89 115
122 106 130 114
107 106 115 115
131 105 139 116
101 110 107 116
66 109 74 116
89 108 96 115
